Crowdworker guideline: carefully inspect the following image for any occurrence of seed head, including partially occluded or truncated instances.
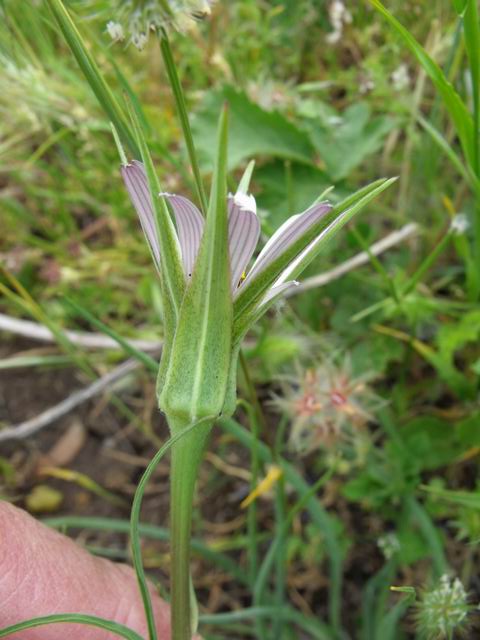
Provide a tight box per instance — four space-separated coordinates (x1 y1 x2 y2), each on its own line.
271 357 382 456
108 0 213 49
415 575 472 639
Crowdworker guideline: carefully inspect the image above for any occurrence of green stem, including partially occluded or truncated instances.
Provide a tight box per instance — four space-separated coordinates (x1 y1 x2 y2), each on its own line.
401 228 453 296
169 417 213 640
45 0 139 157
130 416 214 640
160 31 208 214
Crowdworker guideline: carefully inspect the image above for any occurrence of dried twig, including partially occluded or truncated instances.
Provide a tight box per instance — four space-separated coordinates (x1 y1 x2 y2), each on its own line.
0 313 161 351
0 358 142 443
288 222 418 295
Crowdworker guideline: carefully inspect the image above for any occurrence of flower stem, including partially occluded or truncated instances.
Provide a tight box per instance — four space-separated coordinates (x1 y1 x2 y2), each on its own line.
168 416 213 640
159 31 208 214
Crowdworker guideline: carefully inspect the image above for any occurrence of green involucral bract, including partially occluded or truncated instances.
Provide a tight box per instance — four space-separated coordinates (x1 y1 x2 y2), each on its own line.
159 105 233 425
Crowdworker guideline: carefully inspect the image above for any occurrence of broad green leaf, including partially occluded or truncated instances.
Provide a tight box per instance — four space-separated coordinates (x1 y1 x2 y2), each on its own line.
305 103 395 181
437 309 480 362
370 0 475 168
44 0 138 157
160 107 233 421
233 178 396 334
192 86 314 170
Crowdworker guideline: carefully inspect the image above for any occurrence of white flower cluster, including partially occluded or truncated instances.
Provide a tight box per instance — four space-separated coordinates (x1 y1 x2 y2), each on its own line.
417 575 470 639
377 532 400 559
326 1 352 44
450 213 470 236
107 0 212 49
391 63 410 91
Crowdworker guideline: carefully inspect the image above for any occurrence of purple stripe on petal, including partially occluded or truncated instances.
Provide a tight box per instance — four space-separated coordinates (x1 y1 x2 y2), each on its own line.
121 161 160 268
162 194 204 277
244 202 332 284
228 195 260 292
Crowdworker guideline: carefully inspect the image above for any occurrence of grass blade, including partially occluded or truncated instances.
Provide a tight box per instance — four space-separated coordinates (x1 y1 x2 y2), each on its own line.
44 0 138 156
463 0 480 174
370 0 474 167
0 614 144 640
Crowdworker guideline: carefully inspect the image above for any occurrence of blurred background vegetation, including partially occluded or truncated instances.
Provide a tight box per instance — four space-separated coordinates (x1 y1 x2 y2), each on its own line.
1 1 480 638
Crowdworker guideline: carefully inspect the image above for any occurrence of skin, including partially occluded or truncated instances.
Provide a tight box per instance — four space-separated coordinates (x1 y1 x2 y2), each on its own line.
0 501 174 639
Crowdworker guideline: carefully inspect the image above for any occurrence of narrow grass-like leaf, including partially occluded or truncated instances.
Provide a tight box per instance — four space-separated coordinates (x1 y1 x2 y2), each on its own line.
361 560 397 640
233 178 396 333
370 0 474 167
160 31 208 213
421 484 480 509
463 0 480 174
220 417 344 633
253 467 335 609
63 296 158 373
418 116 480 195
0 270 92 376
0 354 72 369
453 0 468 14
0 614 144 640
406 497 448 577
43 515 248 584
44 0 138 156
199 606 333 639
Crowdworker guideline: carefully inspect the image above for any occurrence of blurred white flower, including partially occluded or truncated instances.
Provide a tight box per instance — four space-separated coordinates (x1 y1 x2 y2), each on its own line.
359 77 375 94
109 0 213 49
450 213 470 236
326 0 352 44
106 20 125 42
391 63 410 91
377 532 400 559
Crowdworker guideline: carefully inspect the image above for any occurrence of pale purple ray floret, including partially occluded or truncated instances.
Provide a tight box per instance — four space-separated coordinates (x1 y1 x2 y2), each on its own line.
121 160 332 303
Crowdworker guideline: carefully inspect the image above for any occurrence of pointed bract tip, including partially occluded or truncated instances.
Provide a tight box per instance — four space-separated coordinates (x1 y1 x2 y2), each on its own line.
237 159 256 195
111 122 128 166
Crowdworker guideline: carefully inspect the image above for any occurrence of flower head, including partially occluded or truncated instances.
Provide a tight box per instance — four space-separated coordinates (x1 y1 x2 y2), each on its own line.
270 357 381 455
450 213 470 236
118 115 394 421
109 0 213 49
415 575 473 639
121 159 331 311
